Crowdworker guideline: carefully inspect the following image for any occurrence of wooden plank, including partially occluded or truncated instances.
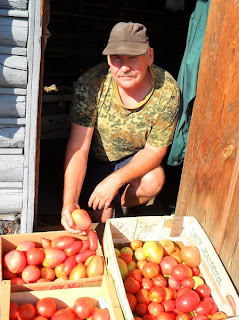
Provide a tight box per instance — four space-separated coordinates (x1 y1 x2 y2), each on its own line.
0 87 26 95
0 189 22 213
0 126 24 147
0 118 26 125
0 95 26 117
0 154 24 182
0 148 23 154
0 8 28 17
0 182 23 188
0 54 27 88
175 0 239 290
0 0 28 10
0 17 28 47
0 46 27 56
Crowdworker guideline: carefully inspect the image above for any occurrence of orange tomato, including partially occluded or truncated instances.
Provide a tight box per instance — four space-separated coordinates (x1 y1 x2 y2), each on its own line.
72 209 92 231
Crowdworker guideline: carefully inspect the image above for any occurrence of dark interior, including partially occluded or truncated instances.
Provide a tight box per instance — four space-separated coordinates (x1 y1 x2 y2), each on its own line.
35 0 196 231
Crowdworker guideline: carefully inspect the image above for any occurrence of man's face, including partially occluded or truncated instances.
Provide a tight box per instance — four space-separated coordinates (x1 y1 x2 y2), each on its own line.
108 48 154 90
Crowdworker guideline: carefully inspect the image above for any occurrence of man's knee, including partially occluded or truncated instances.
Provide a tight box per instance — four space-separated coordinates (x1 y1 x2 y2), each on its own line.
140 166 165 197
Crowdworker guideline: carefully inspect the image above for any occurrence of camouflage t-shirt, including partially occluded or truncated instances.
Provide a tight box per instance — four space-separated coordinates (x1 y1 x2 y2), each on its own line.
71 62 180 162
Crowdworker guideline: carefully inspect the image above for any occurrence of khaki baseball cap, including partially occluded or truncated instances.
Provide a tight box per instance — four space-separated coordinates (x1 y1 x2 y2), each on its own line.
102 22 149 56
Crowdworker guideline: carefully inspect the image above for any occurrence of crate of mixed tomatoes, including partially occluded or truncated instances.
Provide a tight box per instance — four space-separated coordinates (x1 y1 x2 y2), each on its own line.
103 215 239 320
0 209 106 292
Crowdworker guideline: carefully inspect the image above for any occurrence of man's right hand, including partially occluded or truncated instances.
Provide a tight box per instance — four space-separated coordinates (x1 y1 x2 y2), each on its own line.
61 204 86 235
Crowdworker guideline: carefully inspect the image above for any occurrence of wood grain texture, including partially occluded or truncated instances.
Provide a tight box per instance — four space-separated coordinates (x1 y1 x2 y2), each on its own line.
0 154 24 181
175 0 239 290
0 188 22 213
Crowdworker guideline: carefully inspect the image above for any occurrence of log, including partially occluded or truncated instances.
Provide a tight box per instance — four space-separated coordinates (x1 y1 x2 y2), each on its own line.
0 45 26 56
0 118 26 125
0 17 28 47
0 0 28 10
0 95 25 117
0 154 24 182
0 8 28 17
0 188 22 213
0 148 23 154
0 54 27 88
0 126 24 147
0 182 22 188
0 87 26 95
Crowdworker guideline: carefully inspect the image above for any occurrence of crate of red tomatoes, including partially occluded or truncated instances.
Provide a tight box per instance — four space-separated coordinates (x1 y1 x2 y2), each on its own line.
103 215 239 320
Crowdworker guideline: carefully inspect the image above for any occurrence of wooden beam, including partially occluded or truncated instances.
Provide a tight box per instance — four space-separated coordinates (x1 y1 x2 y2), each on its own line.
0 189 22 213
0 87 26 95
0 54 27 88
0 0 28 10
0 118 26 125
0 155 24 182
0 46 27 56
0 8 28 17
0 126 24 148
0 17 28 47
0 148 23 154
0 95 26 117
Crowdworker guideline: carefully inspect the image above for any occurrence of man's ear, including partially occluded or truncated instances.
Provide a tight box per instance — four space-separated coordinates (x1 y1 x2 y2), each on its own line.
107 55 111 65
148 48 154 66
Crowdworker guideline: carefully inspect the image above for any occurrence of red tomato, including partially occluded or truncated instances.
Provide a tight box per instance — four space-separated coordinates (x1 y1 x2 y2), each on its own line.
3 250 26 273
195 300 213 316
10 302 19 320
42 248 67 268
160 256 178 275
86 255 104 277
11 277 26 285
120 252 133 264
40 237 51 249
195 284 211 299
36 297 56 318
168 276 181 290
192 316 208 320
51 309 75 320
17 303 36 320
40 266 55 281
16 241 36 252
155 311 176 320
128 269 142 283
192 267 200 276
164 287 177 301
176 312 193 320
180 246 201 268
72 209 92 231
142 262 160 279
91 308 110 320
124 277 141 294
162 299 176 312
33 316 48 320
171 264 193 281
65 241 83 256
152 274 167 287
176 289 200 313
177 288 191 299
3 268 17 280
21 265 41 283
75 249 96 264
74 297 98 319
126 292 137 312
141 278 154 290
51 236 76 250
149 287 166 304
87 230 99 250
148 302 164 317
135 303 148 317
142 315 155 320
203 297 218 314
26 248 45 266
136 288 151 305
62 256 77 276
181 277 195 289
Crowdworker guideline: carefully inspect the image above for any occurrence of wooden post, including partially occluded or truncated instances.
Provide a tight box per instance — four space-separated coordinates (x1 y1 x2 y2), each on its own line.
175 0 239 290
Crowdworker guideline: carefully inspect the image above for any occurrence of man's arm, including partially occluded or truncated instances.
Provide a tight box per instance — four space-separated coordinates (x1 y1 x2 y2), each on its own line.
88 142 168 210
61 122 94 233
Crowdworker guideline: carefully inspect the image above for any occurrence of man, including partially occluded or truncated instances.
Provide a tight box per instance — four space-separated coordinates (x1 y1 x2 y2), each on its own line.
61 22 180 233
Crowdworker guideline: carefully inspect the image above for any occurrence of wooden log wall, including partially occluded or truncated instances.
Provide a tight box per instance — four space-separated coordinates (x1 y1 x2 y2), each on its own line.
0 0 28 217
175 0 239 291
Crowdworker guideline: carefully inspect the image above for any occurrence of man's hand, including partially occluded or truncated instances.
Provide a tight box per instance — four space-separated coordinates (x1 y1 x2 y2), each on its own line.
61 204 87 235
88 174 121 211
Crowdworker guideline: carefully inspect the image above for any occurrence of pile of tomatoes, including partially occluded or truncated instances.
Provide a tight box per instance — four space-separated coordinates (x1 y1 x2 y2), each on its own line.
10 296 110 320
3 230 104 284
115 239 228 320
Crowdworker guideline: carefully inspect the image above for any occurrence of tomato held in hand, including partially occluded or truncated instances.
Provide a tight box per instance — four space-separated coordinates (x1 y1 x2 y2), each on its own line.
36 297 56 318
72 209 92 231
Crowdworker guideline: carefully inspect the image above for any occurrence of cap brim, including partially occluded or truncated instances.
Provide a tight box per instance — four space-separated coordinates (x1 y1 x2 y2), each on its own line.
102 41 149 56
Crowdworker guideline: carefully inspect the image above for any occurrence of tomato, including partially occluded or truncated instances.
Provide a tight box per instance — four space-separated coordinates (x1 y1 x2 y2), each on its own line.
177 288 191 298
203 297 218 314
33 316 48 320
80 239 89 252
16 241 36 252
72 208 92 231
42 248 67 268
152 274 167 287
21 265 41 283
160 256 178 276
192 316 208 320
135 303 148 317
91 308 110 320
26 248 45 266
65 241 83 256
51 236 76 249
51 309 75 320
162 299 176 312
128 269 142 283
141 278 154 290
86 255 104 277
142 262 160 279
40 237 51 249
75 249 96 264
10 302 19 320
40 266 55 281
164 287 177 300
137 259 148 271
149 287 166 304
17 303 36 320
11 277 26 285
136 288 151 305
155 311 176 320
168 276 181 290
69 264 87 280
126 292 137 312
3 250 26 273
192 267 200 276
195 284 211 299
142 315 155 320
3 268 17 280
74 297 98 319
176 289 200 313
181 277 195 289
143 241 164 264
195 300 213 316
176 312 193 320
36 297 56 318
159 239 175 256
124 277 141 293
87 230 99 250
210 311 228 320
171 264 193 281
180 246 201 268
148 302 164 317
130 239 143 251
120 252 133 264
55 264 64 278
62 256 77 276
